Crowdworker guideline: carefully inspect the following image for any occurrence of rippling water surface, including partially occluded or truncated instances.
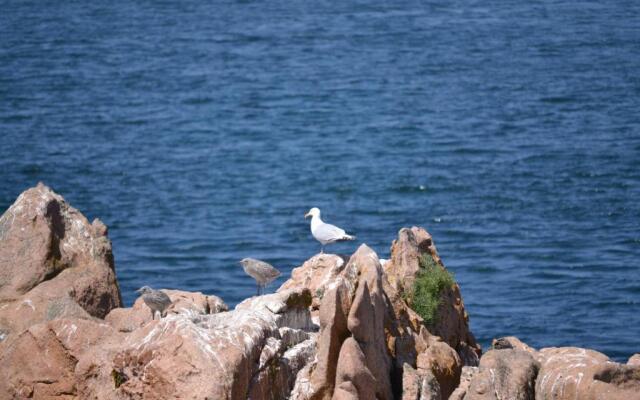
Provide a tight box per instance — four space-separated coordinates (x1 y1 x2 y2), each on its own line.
1 0 639 361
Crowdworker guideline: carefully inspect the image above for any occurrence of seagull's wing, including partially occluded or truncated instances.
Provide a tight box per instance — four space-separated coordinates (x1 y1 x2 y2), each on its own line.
259 260 281 278
313 222 348 242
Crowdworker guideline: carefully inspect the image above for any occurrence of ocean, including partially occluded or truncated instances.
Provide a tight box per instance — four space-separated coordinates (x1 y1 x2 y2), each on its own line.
1 0 639 361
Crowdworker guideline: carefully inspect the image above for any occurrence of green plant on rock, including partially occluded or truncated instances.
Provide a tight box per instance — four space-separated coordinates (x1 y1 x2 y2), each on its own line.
406 253 455 327
111 369 128 388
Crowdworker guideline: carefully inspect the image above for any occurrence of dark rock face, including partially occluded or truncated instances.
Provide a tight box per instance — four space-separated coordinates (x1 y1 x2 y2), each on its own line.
0 183 122 341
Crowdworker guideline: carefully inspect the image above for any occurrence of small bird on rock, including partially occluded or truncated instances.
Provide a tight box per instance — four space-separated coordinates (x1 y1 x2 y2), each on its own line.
239 258 281 295
136 286 172 320
305 207 356 253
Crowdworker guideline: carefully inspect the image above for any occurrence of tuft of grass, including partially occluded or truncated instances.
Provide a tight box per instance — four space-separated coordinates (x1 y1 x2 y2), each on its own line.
406 254 455 326
111 369 128 388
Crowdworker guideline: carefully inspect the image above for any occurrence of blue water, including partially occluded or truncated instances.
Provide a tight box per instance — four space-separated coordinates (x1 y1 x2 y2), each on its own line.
1 1 639 361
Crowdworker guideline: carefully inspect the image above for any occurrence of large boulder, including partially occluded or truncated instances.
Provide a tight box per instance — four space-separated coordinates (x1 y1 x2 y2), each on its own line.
450 339 640 400
307 279 352 400
464 349 539 400
0 318 123 398
0 184 122 340
416 339 462 399
345 246 393 400
536 347 640 400
279 254 350 314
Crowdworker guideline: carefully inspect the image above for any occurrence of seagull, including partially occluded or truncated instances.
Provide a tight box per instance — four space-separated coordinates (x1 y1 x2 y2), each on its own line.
239 258 281 295
304 207 356 253
136 286 172 320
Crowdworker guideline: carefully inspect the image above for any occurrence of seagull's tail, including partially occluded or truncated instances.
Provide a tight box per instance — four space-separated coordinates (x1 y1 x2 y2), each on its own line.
340 234 356 241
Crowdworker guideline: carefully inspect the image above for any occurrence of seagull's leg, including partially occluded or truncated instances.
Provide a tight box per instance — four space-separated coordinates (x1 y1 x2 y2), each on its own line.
256 284 260 296
150 309 155 320
320 244 324 254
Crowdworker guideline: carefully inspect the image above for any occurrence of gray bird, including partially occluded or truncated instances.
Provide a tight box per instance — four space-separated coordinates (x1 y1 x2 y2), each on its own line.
136 286 172 320
304 207 356 253
239 258 281 295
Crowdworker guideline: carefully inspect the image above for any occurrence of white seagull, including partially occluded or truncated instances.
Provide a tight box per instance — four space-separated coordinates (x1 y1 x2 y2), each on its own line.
304 207 356 253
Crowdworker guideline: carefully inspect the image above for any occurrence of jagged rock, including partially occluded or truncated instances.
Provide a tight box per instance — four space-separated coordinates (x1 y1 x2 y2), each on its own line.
281 229 480 399
384 227 435 292
346 245 393 400
290 361 315 400
401 364 442 400
249 336 317 400
0 318 122 398
333 337 377 400
308 279 352 400
0 184 122 340
465 349 539 400
402 364 422 400
279 254 350 311
384 227 481 369
383 227 478 396
106 288 312 399
536 347 640 400
0 287 312 399
449 366 478 400
416 340 462 399
419 370 441 400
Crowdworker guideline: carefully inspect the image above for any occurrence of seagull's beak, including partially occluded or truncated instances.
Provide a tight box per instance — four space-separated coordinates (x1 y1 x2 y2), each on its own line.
135 288 142 294
304 212 311 219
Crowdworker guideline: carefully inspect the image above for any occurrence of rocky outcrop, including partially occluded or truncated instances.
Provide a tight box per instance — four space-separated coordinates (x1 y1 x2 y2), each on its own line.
106 288 313 399
280 229 478 400
0 287 313 399
287 245 395 400
0 318 123 398
536 347 640 400
105 289 228 332
20 184 640 400
384 227 479 399
384 227 481 366
464 349 539 400
451 338 640 400
0 183 122 342
449 366 478 400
